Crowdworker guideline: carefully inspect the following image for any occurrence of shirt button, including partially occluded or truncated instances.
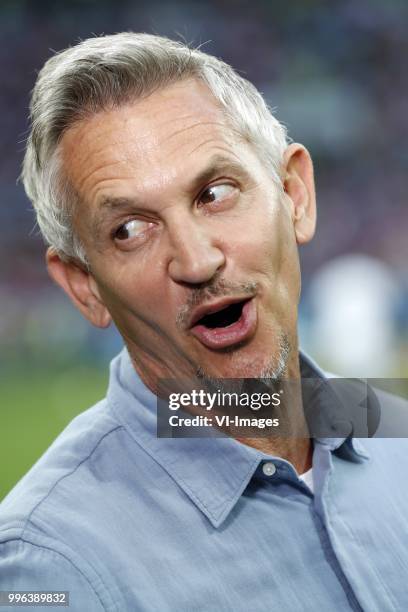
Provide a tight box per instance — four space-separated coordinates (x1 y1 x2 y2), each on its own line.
262 462 276 477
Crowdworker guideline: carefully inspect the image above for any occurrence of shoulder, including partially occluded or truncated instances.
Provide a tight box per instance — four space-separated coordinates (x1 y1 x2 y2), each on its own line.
349 385 408 470
0 398 123 532
322 364 408 439
0 538 108 611
0 398 129 611
371 385 408 437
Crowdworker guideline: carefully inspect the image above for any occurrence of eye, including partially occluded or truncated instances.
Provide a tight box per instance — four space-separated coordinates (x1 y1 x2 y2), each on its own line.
198 183 237 206
114 219 153 241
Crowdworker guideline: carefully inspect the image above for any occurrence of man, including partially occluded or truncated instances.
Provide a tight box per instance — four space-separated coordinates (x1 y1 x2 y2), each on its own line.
1 32 407 611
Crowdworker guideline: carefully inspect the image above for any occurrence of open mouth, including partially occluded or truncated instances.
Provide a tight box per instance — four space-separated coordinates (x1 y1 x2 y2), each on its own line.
196 300 248 329
190 298 257 350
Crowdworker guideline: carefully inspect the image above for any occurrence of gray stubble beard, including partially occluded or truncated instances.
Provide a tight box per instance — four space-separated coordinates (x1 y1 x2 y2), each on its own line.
195 332 292 395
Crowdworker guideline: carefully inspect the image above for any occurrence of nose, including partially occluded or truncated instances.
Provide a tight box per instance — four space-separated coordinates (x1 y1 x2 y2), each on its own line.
167 219 226 285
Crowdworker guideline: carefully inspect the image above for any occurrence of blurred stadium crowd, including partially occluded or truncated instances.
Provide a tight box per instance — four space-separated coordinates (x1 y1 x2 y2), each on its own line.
1 0 407 377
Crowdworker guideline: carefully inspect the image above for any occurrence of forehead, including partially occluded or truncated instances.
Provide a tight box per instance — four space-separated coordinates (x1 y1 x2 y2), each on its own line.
60 79 244 206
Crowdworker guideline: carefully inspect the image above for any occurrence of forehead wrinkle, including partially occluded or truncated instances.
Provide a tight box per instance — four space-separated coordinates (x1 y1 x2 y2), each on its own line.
141 99 222 127
157 116 227 142
163 125 241 164
63 114 124 160
62 128 128 195
159 123 235 157
75 159 125 197
90 176 143 209
64 104 231 198
187 140 242 160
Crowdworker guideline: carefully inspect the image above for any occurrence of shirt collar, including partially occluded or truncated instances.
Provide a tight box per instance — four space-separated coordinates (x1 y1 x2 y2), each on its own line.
107 347 369 527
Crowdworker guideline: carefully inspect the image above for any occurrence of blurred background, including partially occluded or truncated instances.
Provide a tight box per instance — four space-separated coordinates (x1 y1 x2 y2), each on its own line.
1 0 407 499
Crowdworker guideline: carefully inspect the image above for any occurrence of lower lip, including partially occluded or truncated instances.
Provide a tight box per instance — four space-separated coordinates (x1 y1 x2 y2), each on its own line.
190 299 257 350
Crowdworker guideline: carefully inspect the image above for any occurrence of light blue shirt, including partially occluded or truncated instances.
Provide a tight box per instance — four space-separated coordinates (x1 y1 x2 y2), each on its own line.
1 348 408 611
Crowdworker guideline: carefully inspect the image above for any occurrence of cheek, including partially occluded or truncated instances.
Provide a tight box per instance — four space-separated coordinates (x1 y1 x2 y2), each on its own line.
91 264 164 326
101 276 185 358
233 206 296 274
244 210 300 308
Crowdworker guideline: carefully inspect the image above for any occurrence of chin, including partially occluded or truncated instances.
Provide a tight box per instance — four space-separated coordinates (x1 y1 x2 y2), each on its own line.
195 334 291 381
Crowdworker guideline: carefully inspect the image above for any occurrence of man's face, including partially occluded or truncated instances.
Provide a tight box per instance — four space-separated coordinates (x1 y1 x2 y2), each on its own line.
59 79 311 388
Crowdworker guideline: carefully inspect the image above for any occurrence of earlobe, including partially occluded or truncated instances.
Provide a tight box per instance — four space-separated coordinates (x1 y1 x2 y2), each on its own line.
46 248 111 329
282 143 317 245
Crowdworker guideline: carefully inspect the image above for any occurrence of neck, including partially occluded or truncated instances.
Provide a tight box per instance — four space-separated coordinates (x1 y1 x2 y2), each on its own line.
128 340 312 473
235 348 312 474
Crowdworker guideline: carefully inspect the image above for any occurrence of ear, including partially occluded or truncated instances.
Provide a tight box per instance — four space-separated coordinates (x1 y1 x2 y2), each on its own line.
282 143 317 244
46 248 111 329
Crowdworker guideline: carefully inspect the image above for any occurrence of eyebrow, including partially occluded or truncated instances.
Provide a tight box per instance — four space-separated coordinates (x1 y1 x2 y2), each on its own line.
187 154 252 193
93 154 251 239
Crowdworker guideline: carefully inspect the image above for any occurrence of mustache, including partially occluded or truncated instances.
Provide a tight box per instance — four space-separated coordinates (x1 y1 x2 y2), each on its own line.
176 276 259 330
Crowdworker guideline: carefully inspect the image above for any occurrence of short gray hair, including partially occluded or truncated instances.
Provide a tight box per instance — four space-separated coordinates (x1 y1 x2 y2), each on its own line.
22 32 288 263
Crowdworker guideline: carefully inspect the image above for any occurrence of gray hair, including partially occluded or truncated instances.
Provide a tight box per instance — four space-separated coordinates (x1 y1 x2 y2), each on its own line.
22 32 288 263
